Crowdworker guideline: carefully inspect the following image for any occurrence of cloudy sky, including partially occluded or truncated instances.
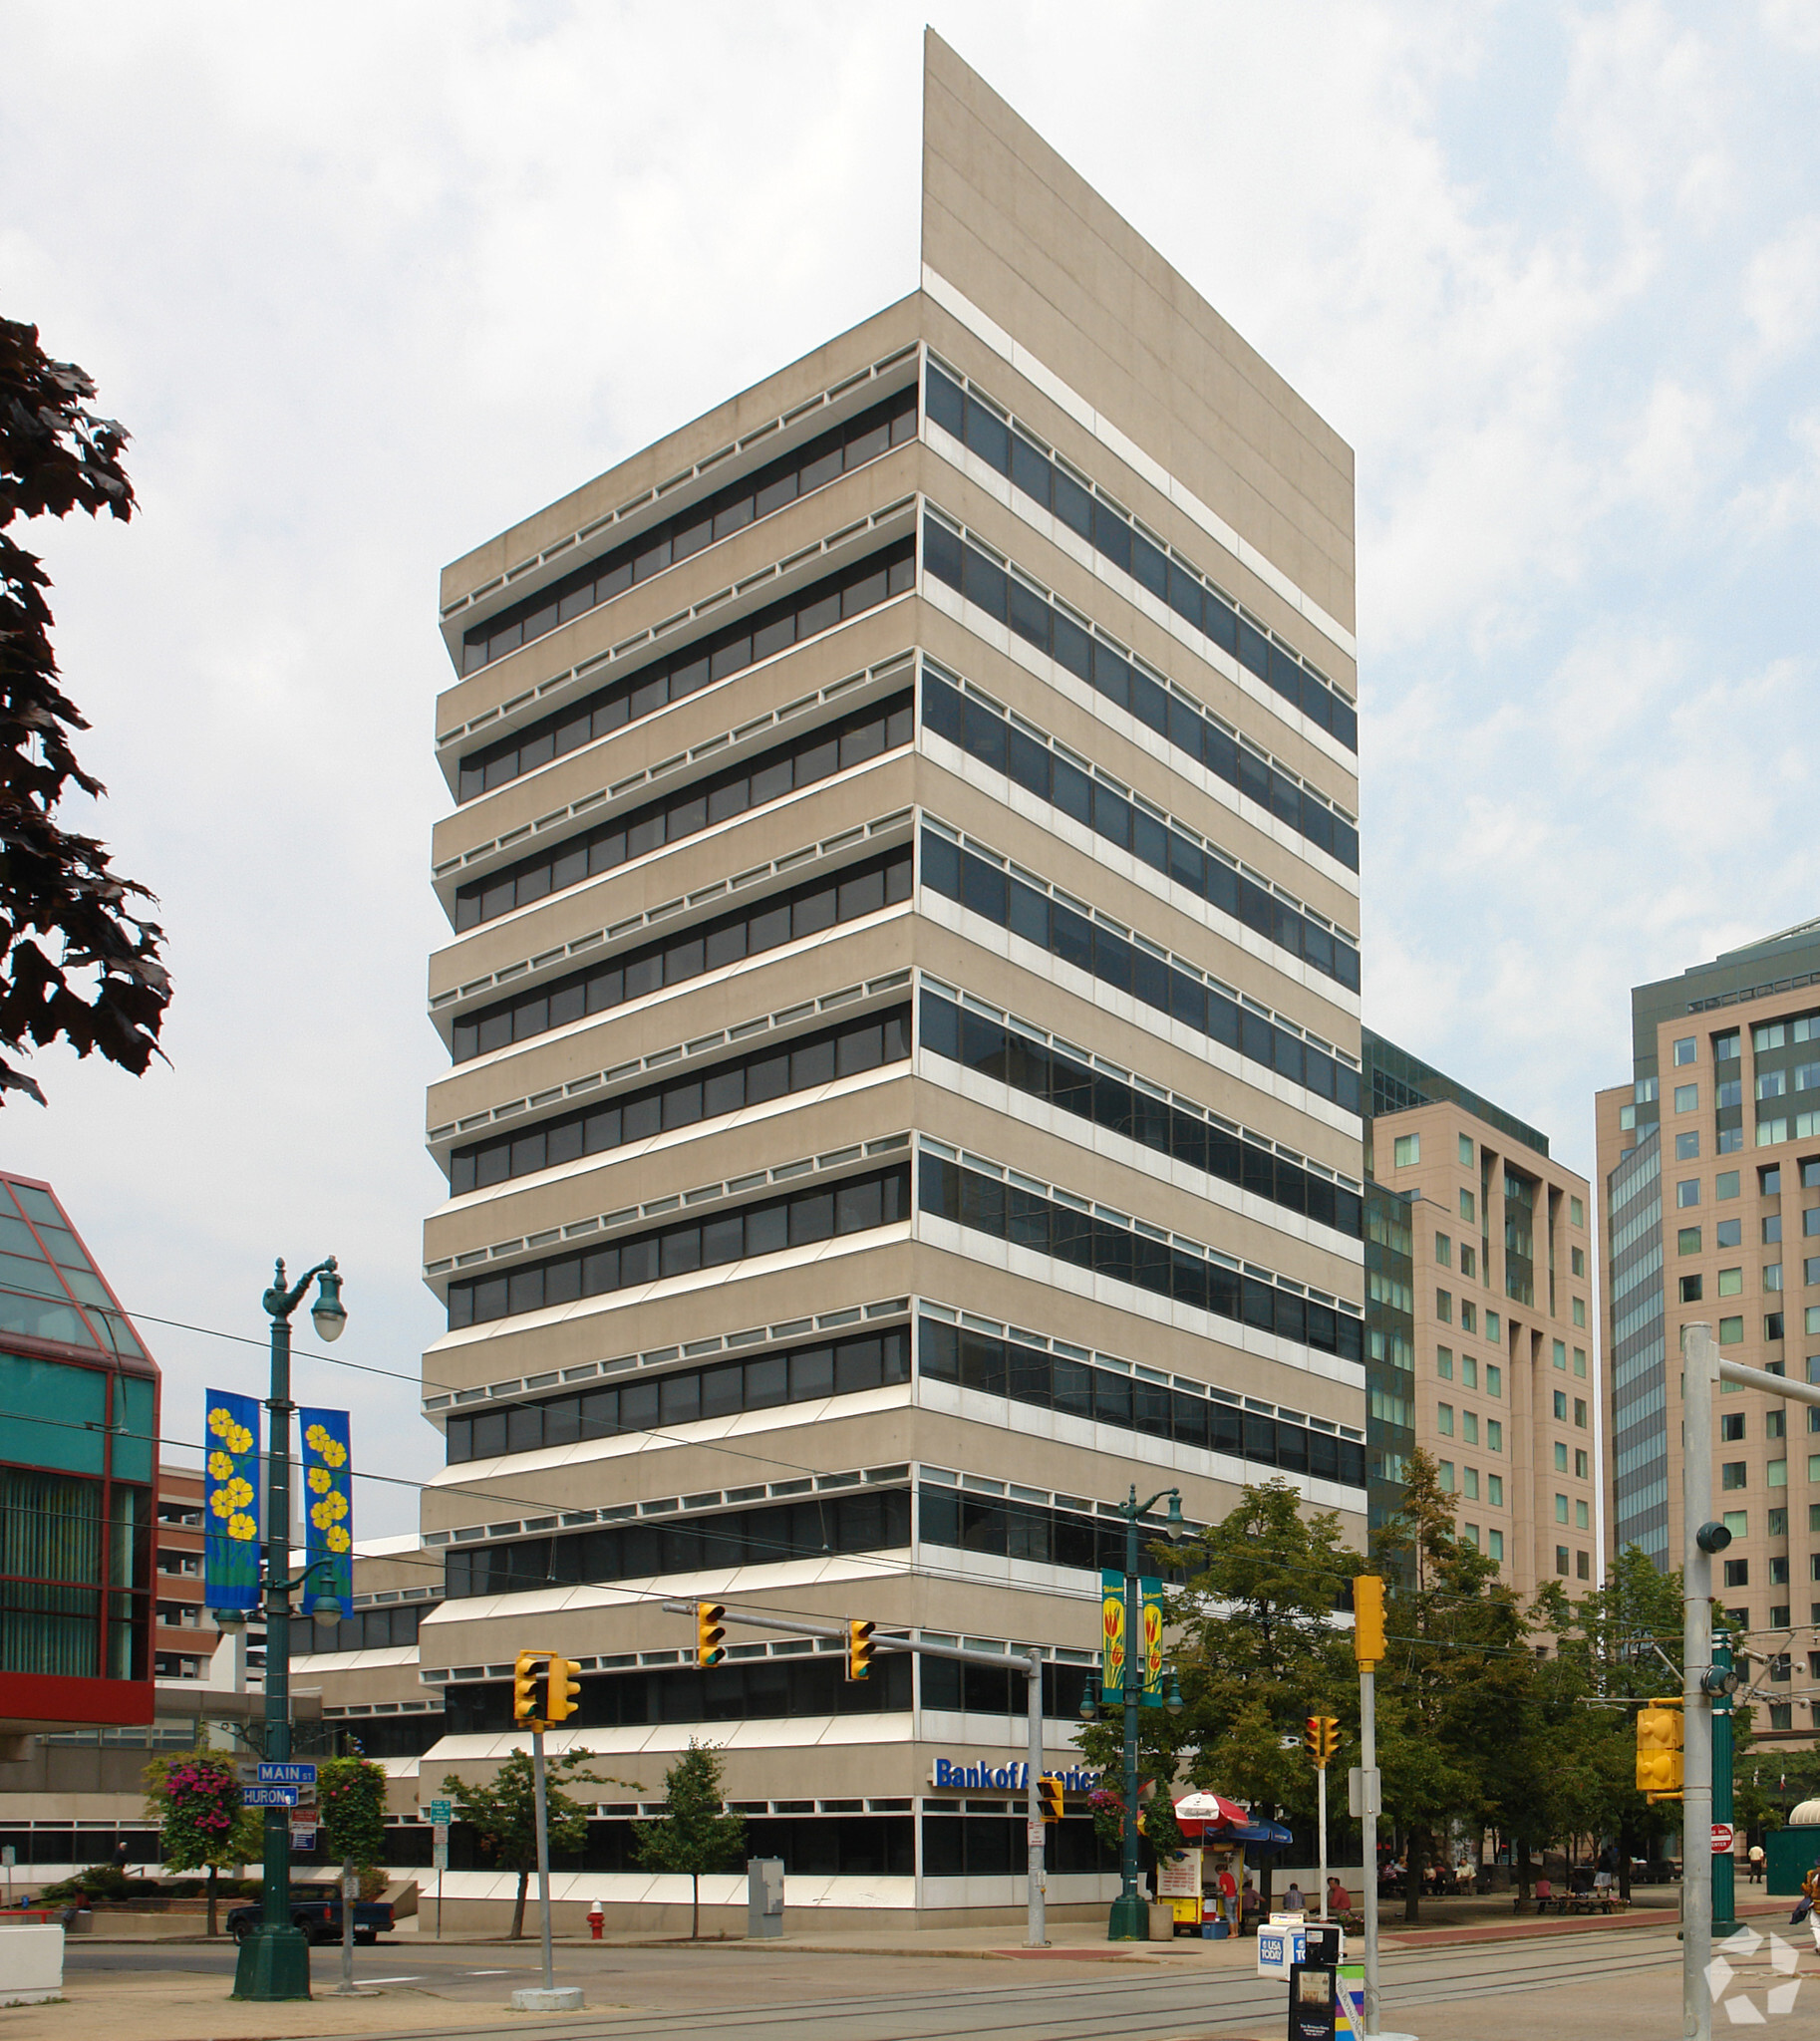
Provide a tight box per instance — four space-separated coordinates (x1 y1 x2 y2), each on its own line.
2 3 1816 1532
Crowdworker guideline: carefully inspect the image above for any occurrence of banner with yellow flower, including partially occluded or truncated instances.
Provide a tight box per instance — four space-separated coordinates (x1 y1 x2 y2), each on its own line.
299 1407 353 1617
203 1388 261 1609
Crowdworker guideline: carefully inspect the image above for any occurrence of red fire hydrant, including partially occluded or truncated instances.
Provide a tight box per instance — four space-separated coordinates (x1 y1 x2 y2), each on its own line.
587 1900 604 1942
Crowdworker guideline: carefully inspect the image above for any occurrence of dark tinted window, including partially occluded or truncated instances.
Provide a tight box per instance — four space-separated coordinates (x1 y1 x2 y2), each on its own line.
920 831 1361 1117
453 845 911 1061
925 369 1356 756
460 385 916 679
457 538 915 800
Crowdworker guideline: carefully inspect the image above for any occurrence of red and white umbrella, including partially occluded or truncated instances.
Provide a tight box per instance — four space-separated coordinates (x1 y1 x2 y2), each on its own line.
1173 1790 1251 1831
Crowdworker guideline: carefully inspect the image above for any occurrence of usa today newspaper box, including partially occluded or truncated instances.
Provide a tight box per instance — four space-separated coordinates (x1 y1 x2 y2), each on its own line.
1258 1915 1344 1979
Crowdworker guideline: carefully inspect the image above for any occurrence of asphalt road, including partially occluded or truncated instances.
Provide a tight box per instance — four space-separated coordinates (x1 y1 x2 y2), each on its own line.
68 1922 1689 2039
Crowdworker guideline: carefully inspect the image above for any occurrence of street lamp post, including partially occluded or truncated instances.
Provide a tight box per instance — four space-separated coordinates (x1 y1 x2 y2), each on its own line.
1084 1485 1184 1942
230 1256 347 2005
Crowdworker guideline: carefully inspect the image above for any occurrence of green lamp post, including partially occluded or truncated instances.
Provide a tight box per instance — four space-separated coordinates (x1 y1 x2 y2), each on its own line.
229 1256 347 2005
1080 1484 1184 1941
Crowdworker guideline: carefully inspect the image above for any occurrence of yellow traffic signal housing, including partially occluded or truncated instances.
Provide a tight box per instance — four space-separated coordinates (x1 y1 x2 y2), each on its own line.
1636 1702 1684 1797
1304 1714 1341 1768
846 1618 876 1682
512 1649 547 1728
1354 1576 1385 1667
696 1603 727 1669
1039 1776 1064 1824
544 1653 582 1724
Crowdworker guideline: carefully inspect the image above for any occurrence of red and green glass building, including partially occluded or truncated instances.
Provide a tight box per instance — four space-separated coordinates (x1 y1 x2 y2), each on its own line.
0 1171 159 1743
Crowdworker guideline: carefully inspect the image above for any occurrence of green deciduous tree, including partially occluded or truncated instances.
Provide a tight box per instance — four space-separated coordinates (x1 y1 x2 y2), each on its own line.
1165 1479 1357 1906
318 1753 389 1893
1371 1448 1537 1920
632 1740 748 1939
443 1749 628 1940
142 1750 262 1936
0 318 169 1104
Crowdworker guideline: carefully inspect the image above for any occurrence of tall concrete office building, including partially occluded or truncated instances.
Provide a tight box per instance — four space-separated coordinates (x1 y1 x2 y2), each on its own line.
1598 924 1820 1746
322 37 1367 1925
1363 1034 1597 1599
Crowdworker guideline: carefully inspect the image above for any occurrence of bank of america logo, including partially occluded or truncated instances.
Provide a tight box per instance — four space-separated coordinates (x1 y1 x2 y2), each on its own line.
1706 1926 1800 2025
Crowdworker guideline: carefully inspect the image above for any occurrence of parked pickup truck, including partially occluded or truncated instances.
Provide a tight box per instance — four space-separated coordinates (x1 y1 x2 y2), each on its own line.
225 1895 394 1945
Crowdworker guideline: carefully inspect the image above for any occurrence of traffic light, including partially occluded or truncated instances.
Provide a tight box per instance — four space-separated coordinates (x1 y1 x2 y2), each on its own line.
512 1649 547 1728
1354 1575 1385 1667
544 1652 582 1724
1039 1776 1064 1824
846 1618 876 1682
696 1603 727 1669
1636 1702 1684 1798
1304 1714 1341 1767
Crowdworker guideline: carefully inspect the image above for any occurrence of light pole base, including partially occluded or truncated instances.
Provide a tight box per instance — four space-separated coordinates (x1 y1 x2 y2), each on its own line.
231 1922 312 2001
1107 1893 1148 1941
511 1987 584 2012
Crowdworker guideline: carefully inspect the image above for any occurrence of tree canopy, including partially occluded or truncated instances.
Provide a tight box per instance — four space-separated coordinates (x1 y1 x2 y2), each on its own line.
0 317 169 1103
633 1740 748 1938
1072 1466 1703 1919
443 1748 624 1940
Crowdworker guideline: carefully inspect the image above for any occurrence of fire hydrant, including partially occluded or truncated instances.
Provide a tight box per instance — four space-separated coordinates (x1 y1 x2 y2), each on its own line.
587 1900 604 1942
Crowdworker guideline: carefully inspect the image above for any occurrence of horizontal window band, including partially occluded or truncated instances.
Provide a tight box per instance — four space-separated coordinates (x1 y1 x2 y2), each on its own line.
919 990 1361 1241
921 666 1357 988
918 1151 1363 1366
445 1161 910 1329
454 690 913 932
435 650 912 883
445 1323 911 1466
442 1486 912 1598
457 384 917 677
924 365 1355 748
920 1318 1364 1488
919 827 1361 1117
451 841 912 1061
457 537 915 801
450 1005 910 1194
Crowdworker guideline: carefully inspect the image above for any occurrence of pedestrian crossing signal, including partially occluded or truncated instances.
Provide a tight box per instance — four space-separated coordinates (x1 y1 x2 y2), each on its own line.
1039 1777 1064 1823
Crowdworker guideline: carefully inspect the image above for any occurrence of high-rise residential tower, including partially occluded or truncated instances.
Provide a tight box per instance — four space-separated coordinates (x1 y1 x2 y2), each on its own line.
1363 1033 1596 1597
1598 923 1820 1747
351 36 1367 1926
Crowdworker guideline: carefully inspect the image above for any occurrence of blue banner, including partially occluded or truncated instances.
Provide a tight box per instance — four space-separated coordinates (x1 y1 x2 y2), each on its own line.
299 1407 353 1617
203 1388 262 1610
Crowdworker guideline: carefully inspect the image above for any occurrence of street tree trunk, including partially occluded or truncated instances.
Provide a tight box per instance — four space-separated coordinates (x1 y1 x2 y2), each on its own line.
1516 1835 1533 1904
510 1868 529 1939
206 1864 218 1938
691 1872 700 1940
1403 1827 1424 1923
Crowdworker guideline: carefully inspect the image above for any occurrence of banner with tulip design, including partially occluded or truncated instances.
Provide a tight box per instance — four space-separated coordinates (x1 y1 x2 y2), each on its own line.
203 1388 262 1610
300 1407 353 1618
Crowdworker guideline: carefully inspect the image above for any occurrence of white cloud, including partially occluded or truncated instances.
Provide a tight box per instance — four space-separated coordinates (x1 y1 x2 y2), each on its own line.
0 1 1815 1520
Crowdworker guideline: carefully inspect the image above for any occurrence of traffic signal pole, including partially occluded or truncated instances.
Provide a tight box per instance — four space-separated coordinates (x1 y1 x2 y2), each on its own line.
507 1651 582 2014
1672 1328 1820 2039
1683 1323 1714 2041
531 1726 554 2000
664 1601 1052 1945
